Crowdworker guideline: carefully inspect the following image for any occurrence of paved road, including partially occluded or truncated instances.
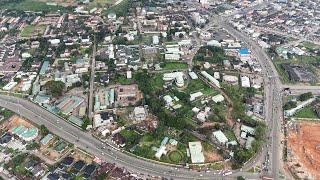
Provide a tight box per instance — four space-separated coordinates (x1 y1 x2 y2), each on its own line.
207 14 284 179
88 36 96 119
282 85 320 95
0 95 261 180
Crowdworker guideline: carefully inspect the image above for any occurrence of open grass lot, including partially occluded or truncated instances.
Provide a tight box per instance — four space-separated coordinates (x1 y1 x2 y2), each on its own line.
300 42 320 51
21 25 46 37
186 79 218 95
0 0 72 12
89 0 115 8
161 62 189 70
293 106 319 119
168 151 183 163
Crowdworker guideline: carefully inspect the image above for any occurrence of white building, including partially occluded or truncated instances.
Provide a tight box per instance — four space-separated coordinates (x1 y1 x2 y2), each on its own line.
213 130 228 145
133 106 147 121
223 75 238 84
201 71 220 88
152 35 159 45
188 142 205 163
165 53 180 61
190 92 203 101
212 94 225 103
188 71 198 80
163 72 184 87
241 76 250 88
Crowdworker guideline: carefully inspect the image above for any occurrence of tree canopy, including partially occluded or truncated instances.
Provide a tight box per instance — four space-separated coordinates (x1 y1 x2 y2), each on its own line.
44 80 65 97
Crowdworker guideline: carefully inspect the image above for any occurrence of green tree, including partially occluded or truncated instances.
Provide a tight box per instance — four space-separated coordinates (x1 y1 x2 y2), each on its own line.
299 92 313 101
40 125 49 135
44 80 65 97
81 116 91 130
283 101 297 110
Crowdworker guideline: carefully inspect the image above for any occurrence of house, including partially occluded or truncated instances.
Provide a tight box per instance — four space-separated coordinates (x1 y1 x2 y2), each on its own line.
212 94 225 103
73 160 86 171
40 133 54 146
188 142 205 163
61 156 74 167
241 76 250 88
240 125 256 139
132 106 147 121
155 137 169 159
213 130 228 145
93 113 114 128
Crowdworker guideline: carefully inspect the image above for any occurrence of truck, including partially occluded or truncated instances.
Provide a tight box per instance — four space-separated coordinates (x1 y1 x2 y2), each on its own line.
223 171 233 176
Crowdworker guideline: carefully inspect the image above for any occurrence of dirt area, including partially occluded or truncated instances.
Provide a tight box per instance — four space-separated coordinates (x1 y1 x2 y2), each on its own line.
73 149 95 164
287 121 320 179
5 115 34 129
204 150 223 162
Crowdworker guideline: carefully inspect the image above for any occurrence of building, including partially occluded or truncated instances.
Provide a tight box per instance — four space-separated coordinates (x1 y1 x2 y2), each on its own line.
213 130 228 145
188 141 205 163
116 84 142 106
190 92 203 101
241 76 250 88
163 72 185 87
132 106 147 121
11 124 39 141
201 71 220 88
212 94 225 103
40 133 54 146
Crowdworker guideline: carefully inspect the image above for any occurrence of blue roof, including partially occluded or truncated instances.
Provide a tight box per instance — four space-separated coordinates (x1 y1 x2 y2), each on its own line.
239 48 250 55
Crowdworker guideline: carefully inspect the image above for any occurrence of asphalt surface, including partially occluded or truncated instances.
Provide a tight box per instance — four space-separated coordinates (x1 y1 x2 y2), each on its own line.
0 95 261 180
88 36 96 119
216 18 283 179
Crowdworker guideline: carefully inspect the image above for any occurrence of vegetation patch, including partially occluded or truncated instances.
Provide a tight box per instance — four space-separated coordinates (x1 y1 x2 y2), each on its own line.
0 0 72 12
161 62 188 70
168 150 183 163
293 106 318 119
21 25 46 37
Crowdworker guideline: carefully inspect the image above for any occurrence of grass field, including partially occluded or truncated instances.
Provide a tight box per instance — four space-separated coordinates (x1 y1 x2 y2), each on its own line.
21 25 46 37
186 79 218 95
294 106 319 119
168 151 183 163
89 0 115 8
161 62 189 70
0 0 72 12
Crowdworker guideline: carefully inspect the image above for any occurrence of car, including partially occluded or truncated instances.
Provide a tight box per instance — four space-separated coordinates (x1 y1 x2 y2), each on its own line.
199 174 203 177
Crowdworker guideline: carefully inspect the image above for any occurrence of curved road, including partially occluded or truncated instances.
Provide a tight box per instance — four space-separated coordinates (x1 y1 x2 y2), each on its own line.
0 95 260 179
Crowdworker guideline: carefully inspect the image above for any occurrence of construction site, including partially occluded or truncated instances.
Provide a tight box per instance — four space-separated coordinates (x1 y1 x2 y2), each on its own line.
286 121 320 179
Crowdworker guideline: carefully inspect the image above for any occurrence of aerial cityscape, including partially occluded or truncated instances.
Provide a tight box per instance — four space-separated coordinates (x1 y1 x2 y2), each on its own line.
0 0 319 179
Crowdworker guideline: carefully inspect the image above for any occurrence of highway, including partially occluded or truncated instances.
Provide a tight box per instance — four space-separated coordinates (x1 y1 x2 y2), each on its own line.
216 18 283 179
0 95 260 180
